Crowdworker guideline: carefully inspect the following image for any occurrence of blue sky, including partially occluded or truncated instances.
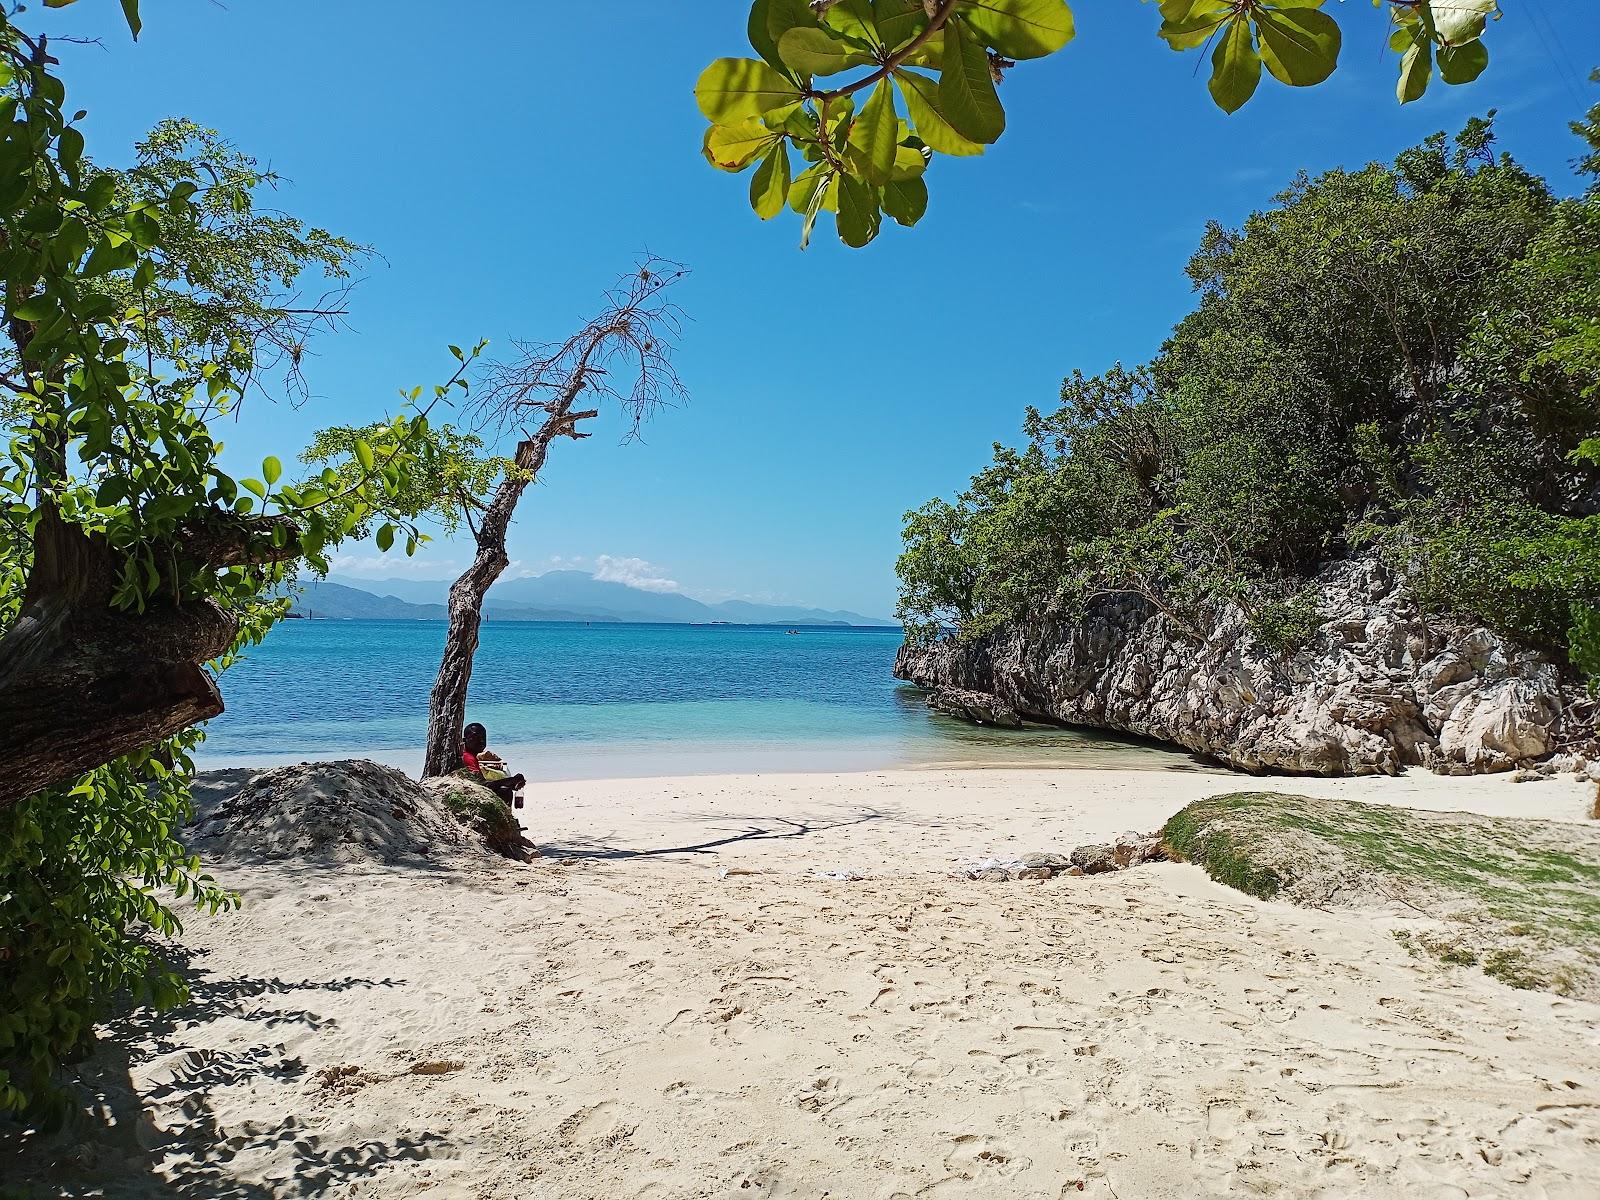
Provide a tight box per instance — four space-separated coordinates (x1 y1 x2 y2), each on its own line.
42 1 1600 618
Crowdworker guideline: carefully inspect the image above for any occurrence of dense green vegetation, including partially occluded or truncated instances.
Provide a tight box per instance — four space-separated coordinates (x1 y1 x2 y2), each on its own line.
1162 792 1600 996
702 1 1502 246
0 6 464 1116
898 106 1600 682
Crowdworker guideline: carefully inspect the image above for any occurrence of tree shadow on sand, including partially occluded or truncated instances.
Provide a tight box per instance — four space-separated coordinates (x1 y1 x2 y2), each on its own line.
4 947 446 1198
540 804 933 860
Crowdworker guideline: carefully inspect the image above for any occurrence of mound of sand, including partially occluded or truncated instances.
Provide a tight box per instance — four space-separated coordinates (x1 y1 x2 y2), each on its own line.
187 759 495 866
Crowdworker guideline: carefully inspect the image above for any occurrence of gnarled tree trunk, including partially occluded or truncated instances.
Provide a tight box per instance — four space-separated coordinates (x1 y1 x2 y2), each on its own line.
0 509 297 809
421 398 594 777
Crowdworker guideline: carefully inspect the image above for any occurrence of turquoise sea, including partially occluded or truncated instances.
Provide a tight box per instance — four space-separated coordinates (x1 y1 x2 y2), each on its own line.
196 619 1194 780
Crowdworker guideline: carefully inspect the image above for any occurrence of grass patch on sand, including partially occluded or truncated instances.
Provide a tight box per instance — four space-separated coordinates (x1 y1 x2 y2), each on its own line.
1162 792 1600 999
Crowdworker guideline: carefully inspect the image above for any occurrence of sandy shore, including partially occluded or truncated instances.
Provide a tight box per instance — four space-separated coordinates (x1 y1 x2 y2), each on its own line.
16 766 1600 1198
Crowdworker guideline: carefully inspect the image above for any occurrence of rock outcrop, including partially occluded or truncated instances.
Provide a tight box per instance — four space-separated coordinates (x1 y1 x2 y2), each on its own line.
926 686 1023 727
956 833 1167 882
896 557 1597 777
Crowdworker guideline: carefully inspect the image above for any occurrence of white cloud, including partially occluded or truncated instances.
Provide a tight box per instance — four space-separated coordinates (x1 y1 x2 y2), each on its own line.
593 554 680 593
330 553 462 578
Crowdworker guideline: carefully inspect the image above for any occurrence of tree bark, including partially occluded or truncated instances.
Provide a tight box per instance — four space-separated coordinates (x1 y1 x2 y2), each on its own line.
0 514 228 808
0 509 302 810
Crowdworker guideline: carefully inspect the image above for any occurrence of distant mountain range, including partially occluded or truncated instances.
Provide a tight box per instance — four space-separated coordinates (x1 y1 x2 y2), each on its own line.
290 571 895 627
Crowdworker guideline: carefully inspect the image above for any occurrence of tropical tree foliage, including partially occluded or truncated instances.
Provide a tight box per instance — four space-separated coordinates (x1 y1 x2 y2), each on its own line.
700 0 1503 246
0 3 468 1115
898 110 1600 684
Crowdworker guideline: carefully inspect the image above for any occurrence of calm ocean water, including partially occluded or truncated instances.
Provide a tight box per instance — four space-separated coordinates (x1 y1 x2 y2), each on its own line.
196 619 1194 779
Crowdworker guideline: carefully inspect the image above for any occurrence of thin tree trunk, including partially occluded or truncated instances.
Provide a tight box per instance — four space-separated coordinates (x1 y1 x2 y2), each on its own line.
422 529 512 779
421 391 593 777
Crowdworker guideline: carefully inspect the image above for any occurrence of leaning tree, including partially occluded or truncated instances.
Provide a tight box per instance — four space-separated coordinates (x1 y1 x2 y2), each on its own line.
421 261 688 777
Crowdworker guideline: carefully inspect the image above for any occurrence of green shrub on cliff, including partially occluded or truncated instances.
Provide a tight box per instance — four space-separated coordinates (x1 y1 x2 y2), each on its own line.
899 106 1600 684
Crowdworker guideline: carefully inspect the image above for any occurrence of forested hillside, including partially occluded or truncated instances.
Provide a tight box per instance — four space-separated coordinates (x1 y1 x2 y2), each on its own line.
898 114 1600 686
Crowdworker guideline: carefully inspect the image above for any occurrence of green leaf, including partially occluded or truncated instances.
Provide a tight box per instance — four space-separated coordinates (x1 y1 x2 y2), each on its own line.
241 477 267 499
793 168 836 248
778 27 872 77
750 145 791 219
126 208 161 249
747 0 785 70
376 523 395 552
1437 40 1488 85
84 173 117 213
11 296 52 321
848 80 899 187
695 58 803 122
703 120 782 172
882 176 929 227
939 19 1005 144
960 0 1076 61
891 142 931 181
1429 0 1495 46
896 70 985 157
82 237 138 278
836 174 881 248
765 0 824 53
120 0 142 39
354 439 375 472
262 456 282 486
1157 0 1231 51
1255 7 1340 88
877 0 929 53
1209 17 1261 114
789 164 838 214
57 126 84 171
1397 39 1432 104
822 0 880 48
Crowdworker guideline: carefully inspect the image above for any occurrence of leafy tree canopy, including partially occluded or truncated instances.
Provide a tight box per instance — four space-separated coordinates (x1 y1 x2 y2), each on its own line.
0 1 479 1114
699 0 1504 247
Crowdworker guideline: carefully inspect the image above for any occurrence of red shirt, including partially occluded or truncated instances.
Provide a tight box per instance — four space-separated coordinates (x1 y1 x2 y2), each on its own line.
461 749 480 774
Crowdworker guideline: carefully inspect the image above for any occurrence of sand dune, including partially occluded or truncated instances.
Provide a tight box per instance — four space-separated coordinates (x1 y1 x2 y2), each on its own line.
14 767 1600 1198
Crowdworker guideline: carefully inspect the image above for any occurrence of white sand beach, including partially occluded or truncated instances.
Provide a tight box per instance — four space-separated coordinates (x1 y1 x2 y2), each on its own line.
21 766 1600 1198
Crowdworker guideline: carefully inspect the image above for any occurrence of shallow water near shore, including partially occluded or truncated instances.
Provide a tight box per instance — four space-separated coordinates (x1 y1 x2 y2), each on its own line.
197 618 1202 780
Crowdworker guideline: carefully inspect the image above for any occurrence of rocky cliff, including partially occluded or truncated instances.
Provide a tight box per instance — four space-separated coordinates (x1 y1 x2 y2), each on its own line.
895 557 1598 777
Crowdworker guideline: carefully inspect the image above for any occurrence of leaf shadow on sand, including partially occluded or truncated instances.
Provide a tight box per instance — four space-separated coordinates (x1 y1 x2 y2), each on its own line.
5 947 445 1198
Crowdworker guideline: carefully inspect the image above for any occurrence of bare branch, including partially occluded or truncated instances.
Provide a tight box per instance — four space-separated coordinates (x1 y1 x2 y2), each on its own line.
473 256 689 442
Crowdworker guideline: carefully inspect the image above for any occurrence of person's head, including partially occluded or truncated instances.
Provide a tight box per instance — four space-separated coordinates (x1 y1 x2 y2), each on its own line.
462 723 487 753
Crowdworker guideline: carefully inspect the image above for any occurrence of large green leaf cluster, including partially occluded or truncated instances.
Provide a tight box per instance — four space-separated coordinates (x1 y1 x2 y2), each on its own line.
701 2 1503 245
0 3 490 1115
899 112 1600 680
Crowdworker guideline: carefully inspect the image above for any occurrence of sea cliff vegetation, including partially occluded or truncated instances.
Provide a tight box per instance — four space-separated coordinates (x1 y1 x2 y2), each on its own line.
897 108 1600 691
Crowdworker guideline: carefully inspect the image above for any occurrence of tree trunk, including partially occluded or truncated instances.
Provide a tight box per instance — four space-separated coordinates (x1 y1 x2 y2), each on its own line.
0 513 232 809
423 538 511 778
421 400 594 777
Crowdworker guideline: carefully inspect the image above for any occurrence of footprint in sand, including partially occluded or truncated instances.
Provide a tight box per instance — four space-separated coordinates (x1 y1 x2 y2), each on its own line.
558 1101 632 1148
943 1133 1032 1179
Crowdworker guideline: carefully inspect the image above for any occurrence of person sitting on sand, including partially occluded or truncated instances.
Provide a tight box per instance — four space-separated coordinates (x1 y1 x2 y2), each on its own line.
461 722 525 806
